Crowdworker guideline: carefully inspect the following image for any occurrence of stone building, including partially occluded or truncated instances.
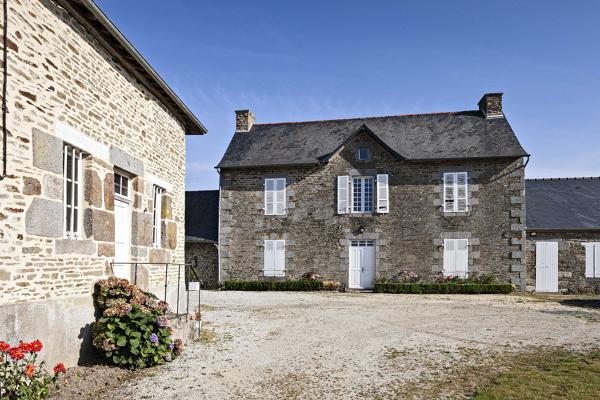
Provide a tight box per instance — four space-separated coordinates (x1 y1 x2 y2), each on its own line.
0 0 206 365
185 190 219 288
216 94 529 290
526 178 600 293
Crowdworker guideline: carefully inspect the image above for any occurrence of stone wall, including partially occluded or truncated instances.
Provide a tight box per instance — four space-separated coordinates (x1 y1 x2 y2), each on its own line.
185 241 219 289
219 131 526 288
526 231 600 294
0 0 187 365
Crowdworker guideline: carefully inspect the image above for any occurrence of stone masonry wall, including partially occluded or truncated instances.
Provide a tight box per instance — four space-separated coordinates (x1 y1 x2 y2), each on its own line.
185 242 219 289
219 131 526 288
526 231 600 294
0 0 186 306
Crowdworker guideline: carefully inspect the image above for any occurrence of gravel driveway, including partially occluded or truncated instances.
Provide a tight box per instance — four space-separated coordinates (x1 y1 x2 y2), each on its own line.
102 291 600 399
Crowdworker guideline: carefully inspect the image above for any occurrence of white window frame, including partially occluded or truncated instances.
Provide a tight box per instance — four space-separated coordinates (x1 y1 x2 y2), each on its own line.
114 171 130 200
351 176 374 214
583 243 600 278
264 178 286 216
443 239 469 277
443 172 469 212
63 144 83 240
152 185 164 248
357 147 370 161
263 239 285 277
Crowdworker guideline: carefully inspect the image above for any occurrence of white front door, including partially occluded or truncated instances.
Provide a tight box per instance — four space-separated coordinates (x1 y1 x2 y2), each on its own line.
113 198 131 280
349 240 375 289
535 241 558 292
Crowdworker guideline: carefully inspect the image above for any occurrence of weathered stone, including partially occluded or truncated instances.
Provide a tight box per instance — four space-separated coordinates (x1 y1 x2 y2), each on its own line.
103 173 114 211
84 208 115 242
131 211 153 247
84 169 102 208
165 221 177 250
32 128 63 174
22 177 41 195
97 243 115 257
185 242 218 288
25 197 63 237
161 195 173 220
42 174 63 200
149 248 171 263
55 239 96 255
109 145 144 176
132 177 144 193
0 269 10 280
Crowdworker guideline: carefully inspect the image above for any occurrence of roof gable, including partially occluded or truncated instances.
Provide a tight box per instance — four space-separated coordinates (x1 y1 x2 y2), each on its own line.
526 178 600 230
217 110 528 169
320 124 404 162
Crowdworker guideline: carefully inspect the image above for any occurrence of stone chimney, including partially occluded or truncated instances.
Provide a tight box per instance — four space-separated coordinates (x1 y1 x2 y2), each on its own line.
235 109 255 132
478 93 503 118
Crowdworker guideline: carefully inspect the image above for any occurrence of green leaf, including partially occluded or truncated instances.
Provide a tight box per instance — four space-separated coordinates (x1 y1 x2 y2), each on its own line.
116 337 127 347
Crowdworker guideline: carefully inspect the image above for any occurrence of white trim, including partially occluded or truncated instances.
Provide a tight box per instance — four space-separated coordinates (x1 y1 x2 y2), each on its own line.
264 178 286 216
152 185 164 248
55 122 110 162
145 172 173 193
351 176 374 214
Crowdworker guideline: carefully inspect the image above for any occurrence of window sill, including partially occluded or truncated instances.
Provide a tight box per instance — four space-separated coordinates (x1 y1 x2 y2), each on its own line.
443 211 470 217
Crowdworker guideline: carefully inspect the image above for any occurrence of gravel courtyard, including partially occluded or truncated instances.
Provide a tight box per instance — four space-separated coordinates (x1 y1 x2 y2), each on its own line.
103 291 600 399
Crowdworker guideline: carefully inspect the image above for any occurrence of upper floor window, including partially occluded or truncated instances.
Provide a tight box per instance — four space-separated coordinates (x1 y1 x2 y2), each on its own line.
114 173 129 198
338 174 389 214
152 185 164 248
352 177 374 213
63 144 83 239
357 147 370 161
584 243 600 278
265 178 286 215
443 172 468 212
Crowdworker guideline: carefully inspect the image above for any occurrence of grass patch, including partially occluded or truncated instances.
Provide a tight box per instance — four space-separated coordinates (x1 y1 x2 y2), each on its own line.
473 351 600 399
197 329 219 343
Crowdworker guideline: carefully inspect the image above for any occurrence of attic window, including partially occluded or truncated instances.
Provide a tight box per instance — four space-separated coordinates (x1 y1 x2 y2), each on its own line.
357 148 370 161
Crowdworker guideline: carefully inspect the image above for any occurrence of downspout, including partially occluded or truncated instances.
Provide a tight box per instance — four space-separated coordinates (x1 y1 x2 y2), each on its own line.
0 0 8 181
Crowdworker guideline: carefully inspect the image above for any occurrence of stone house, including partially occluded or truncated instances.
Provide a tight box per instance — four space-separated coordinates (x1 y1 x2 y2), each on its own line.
185 190 219 288
0 0 206 366
216 93 529 290
526 178 600 294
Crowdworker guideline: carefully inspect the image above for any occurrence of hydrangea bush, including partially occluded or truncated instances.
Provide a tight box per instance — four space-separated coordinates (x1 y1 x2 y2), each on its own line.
0 339 66 399
91 277 183 369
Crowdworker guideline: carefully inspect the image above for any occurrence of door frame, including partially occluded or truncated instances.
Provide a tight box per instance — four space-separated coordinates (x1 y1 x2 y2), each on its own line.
348 240 376 289
113 171 133 280
535 241 559 293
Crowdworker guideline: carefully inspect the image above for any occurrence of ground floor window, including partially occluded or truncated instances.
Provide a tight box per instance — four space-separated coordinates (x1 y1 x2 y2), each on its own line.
63 144 83 239
584 243 600 278
264 240 285 277
443 239 469 277
152 185 164 248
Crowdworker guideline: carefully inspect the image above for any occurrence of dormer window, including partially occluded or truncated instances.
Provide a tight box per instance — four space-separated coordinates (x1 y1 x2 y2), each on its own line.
357 148 370 161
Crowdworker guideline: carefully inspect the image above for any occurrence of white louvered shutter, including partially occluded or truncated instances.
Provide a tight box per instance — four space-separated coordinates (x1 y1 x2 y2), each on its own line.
585 244 594 278
455 239 469 277
275 178 286 215
265 179 274 215
596 246 600 278
376 174 389 213
337 176 349 214
264 240 275 276
443 239 455 276
274 240 286 277
443 173 455 212
456 172 468 212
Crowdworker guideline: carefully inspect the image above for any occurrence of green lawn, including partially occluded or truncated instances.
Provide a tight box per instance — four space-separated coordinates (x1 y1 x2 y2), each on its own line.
473 352 600 399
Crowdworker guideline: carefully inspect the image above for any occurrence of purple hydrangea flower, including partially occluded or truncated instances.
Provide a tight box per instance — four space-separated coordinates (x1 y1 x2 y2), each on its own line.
149 333 159 344
168 343 174 350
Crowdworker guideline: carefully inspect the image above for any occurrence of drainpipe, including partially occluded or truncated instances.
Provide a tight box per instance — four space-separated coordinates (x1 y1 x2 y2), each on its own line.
0 0 8 181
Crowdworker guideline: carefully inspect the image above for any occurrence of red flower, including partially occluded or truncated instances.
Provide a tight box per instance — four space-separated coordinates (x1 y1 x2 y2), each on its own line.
30 340 43 353
24 364 35 377
8 347 24 360
53 362 67 374
0 341 10 352
18 341 32 353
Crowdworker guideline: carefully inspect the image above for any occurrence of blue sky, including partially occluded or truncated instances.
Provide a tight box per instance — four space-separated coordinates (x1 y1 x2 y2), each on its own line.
96 0 600 190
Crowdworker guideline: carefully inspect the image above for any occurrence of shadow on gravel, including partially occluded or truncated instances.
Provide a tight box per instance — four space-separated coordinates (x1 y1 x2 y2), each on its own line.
559 299 600 310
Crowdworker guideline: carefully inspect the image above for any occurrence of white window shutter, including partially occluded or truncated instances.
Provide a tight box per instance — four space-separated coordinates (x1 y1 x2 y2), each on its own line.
265 179 274 215
595 246 600 278
275 178 286 215
456 172 468 212
337 176 349 214
376 174 389 213
274 240 286 277
443 173 455 212
455 239 469 276
264 240 275 277
443 239 455 276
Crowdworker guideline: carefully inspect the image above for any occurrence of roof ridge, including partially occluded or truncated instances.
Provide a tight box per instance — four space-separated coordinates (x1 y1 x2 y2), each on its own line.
252 110 480 127
526 177 600 181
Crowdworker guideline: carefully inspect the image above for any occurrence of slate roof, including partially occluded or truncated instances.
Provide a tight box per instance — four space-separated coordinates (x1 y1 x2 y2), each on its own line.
185 190 219 243
526 178 600 230
217 110 528 169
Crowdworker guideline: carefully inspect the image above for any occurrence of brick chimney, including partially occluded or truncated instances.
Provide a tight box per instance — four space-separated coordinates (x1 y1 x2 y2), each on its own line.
235 109 255 132
478 93 503 118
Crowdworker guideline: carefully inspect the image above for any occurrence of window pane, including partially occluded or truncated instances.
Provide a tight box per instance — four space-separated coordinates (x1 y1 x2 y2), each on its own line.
353 178 362 212
66 181 72 205
275 179 284 191
74 183 79 206
73 208 78 232
266 179 274 191
122 177 128 196
364 178 373 212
